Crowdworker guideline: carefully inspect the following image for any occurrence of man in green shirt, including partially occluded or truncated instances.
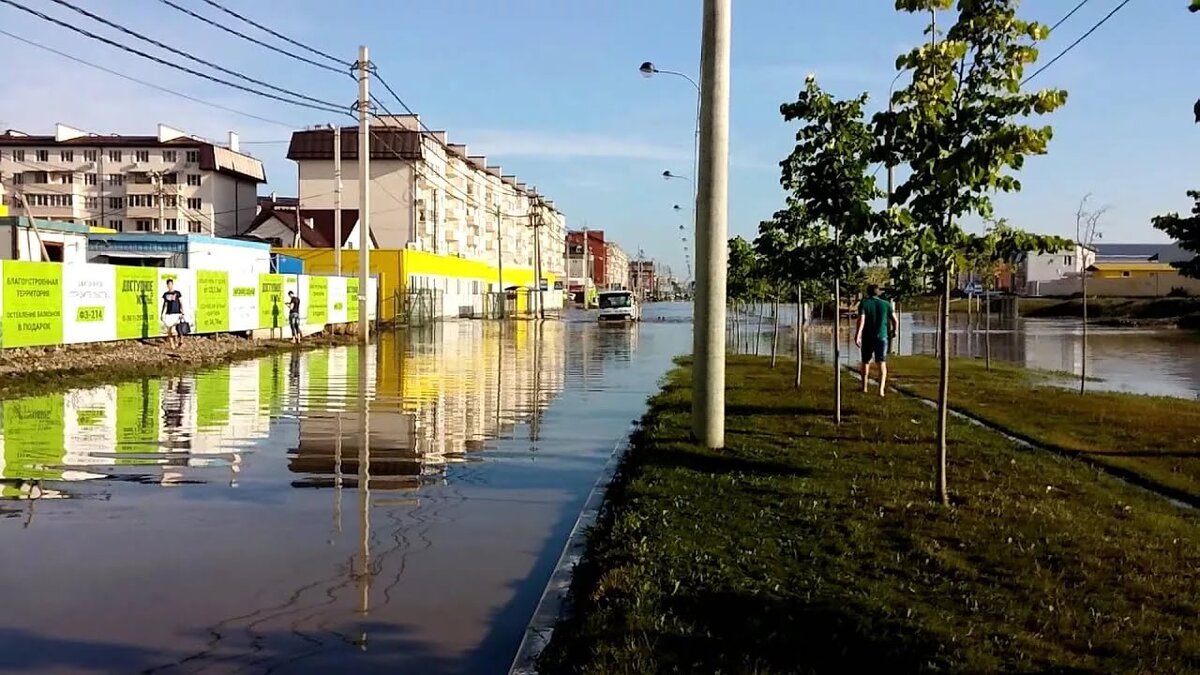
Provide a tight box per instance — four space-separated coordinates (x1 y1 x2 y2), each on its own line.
855 284 898 396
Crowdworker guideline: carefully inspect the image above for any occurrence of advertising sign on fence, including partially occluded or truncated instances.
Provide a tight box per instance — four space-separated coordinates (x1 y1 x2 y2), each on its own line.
1 261 64 348
115 266 158 340
308 276 328 325
64 264 116 344
195 270 229 333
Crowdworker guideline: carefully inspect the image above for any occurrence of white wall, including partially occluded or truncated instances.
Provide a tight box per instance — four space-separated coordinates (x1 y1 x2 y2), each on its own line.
298 158 413 249
187 239 270 274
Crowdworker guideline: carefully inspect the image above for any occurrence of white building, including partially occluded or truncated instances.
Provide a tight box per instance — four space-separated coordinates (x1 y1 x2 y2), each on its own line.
0 124 265 236
1017 244 1096 295
287 115 566 282
605 241 629 290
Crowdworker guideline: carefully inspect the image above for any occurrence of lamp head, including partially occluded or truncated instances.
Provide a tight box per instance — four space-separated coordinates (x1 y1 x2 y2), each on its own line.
639 61 657 78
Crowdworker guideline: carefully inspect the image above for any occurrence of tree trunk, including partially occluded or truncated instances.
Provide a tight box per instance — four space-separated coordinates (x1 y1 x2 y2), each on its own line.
1081 275 1088 394
984 280 992 371
770 295 780 368
755 301 765 357
833 278 842 425
936 265 951 506
795 283 803 389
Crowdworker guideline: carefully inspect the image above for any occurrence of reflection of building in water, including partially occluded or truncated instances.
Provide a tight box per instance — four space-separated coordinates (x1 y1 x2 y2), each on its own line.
291 322 565 489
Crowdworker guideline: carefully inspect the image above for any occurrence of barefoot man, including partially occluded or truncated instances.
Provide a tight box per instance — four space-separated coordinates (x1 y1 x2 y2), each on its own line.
855 284 898 396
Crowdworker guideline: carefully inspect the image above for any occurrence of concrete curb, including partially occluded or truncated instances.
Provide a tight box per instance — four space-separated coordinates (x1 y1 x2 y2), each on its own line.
508 429 634 675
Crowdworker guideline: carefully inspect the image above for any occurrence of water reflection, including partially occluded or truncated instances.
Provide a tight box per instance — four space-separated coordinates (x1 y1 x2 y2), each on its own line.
731 304 1200 398
0 306 690 674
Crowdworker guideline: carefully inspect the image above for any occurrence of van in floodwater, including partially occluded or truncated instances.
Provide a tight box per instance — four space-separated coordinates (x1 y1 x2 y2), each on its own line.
597 290 640 322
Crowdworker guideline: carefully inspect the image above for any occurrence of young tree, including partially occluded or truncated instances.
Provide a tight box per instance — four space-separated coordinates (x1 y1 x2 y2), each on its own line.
781 75 880 425
1152 190 1200 278
726 236 762 352
875 0 1067 505
1075 195 1107 394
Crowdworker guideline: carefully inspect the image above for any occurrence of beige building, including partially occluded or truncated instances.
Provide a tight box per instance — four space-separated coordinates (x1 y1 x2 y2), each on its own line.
604 241 629 290
0 124 265 236
287 115 566 283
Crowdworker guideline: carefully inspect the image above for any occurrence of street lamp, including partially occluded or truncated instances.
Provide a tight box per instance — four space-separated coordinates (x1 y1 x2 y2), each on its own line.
663 170 691 182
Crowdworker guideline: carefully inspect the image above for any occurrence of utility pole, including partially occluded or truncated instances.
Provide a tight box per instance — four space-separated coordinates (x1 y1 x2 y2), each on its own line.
692 0 731 449
532 204 545 320
581 224 590 308
154 171 165 233
333 124 343 274
496 205 505 319
357 45 371 343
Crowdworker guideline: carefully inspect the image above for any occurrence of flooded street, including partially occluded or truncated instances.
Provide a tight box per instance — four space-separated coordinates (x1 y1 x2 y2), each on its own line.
731 306 1200 398
0 305 693 674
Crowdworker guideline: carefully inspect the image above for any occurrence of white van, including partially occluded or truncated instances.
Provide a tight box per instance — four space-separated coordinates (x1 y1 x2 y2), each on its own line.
597 290 640 322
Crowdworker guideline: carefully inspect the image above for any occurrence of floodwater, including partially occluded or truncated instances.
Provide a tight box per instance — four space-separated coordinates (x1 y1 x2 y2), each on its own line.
731 305 1200 399
0 305 693 674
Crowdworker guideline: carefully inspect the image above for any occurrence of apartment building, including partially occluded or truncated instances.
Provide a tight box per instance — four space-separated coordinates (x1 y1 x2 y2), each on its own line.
0 124 265 237
604 241 629 290
565 229 608 295
287 115 567 288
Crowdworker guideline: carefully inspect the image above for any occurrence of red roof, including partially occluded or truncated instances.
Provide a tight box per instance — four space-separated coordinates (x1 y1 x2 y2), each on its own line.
246 206 368 248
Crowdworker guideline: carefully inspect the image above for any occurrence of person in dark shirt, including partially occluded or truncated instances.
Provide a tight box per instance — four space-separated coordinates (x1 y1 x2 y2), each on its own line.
287 291 302 344
855 284 898 397
160 278 184 349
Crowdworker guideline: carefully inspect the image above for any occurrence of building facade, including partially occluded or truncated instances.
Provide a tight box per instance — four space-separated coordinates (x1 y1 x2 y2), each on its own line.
629 260 656 299
604 241 629 290
1017 244 1097 295
565 230 607 301
287 115 566 288
0 124 265 236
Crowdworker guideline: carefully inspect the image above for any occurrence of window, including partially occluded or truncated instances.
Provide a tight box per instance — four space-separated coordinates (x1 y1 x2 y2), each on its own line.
83 149 97 162
85 219 98 227
185 150 199 163
60 150 74 163
1064 255 1073 266
84 196 99 209
162 150 177 163
84 173 98 186
12 149 24 162
36 149 48 162
30 171 48 184
163 195 177 208
11 172 23 185
108 150 122 162
1121 271 1131 278
187 197 202 210
134 150 150 163
186 173 201 186
188 220 203 233
108 197 125 209
129 194 158 208
164 218 178 232
109 219 124 231
129 172 153 184
162 172 177 184
26 194 74 207
135 219 155 232
106 174 124 186
57 173 73 184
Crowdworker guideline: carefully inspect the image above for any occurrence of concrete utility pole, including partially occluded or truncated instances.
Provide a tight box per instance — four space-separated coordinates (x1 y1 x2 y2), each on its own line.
581 224 590 308
496 205 505 318
357 45 371 343
333 124 343 274
532 205 545 320
692 0 731 448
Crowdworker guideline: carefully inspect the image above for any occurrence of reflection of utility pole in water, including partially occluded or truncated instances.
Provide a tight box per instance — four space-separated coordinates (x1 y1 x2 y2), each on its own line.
530 320 543 446
333 411 343 536
354 345 372 647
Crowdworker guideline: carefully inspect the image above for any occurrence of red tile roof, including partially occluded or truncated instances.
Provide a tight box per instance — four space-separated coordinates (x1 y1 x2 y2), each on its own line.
246 206 368 248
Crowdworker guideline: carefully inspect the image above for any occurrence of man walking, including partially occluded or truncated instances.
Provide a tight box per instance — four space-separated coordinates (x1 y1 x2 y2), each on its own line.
287 290 302 344
854 284 898 397
160 278 184 349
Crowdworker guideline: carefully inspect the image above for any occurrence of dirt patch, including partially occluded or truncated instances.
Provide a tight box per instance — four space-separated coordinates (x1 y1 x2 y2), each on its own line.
0 331 364 399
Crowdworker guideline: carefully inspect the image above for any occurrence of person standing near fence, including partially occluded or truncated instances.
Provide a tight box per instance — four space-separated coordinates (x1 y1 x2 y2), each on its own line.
287 291 302 344
160 278 184 349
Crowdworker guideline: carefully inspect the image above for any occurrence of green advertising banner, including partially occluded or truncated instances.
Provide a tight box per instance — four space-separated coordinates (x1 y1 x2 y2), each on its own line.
347 277 360 322
1 261 64 348
195 367 231 429
308 276 328 325
1 393 65 481
115 267 159 339
258 274 285 330
196 270 229 334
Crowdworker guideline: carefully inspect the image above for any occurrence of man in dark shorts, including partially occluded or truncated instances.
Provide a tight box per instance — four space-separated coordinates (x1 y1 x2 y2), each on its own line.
855 284 898 397
287 291 302 344
160 278 184 349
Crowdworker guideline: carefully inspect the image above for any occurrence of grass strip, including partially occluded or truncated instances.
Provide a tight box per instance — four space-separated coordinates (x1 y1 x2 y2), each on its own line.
538 356 1199 674
890 355 1200 506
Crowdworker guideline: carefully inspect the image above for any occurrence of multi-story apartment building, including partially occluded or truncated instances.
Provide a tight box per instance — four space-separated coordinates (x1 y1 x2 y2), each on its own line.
565 230 608 299
0 124 265 236
629 259 656 299
604 241 629 290
287 115 567 286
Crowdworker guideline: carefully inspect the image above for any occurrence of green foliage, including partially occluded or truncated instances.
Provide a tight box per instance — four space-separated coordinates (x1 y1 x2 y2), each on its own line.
726 235 767 303
1152 190 1200 278
963 218 1070 287
753 209 834 302
875 0 1067 280
1191 0 1200 13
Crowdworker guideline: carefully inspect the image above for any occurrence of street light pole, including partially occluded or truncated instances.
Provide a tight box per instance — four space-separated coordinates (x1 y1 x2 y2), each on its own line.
693 0 730 448
356 45 371 343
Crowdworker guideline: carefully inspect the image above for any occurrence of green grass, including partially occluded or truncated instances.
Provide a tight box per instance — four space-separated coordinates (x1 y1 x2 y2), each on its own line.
539 356 1200 674
901 295 1060 315
888 356 1200 507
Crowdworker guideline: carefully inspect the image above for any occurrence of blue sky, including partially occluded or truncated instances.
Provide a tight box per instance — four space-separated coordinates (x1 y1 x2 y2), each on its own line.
1 1 1197 275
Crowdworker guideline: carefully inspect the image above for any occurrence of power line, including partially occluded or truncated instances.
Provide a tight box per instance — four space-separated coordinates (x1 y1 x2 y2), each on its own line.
1023 0 1133 85
0 0 349 116
1049 0 1093 31
154 0 348 76
47 0 345 111
0 29 302 130
198 0 350 68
